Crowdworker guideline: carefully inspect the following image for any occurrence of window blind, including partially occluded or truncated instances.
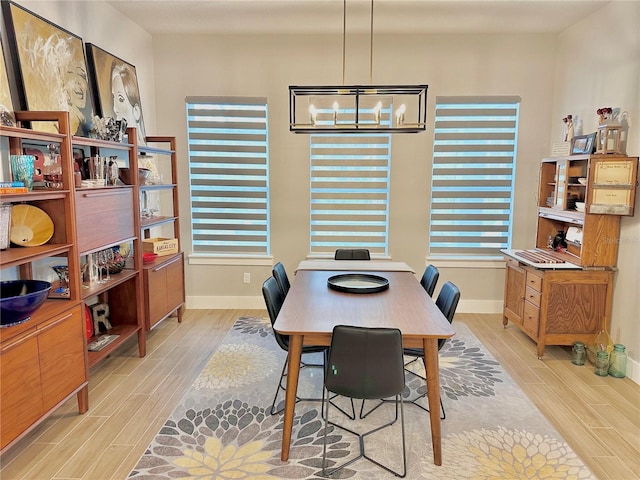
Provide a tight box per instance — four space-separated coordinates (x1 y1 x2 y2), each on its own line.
186 96 270 255
310 113 391 256
429 96 520 258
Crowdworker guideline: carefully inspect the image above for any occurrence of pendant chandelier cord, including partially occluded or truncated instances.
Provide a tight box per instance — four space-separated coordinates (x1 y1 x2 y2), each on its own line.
341 0 375 85
342 0 346 85
369 0 374 84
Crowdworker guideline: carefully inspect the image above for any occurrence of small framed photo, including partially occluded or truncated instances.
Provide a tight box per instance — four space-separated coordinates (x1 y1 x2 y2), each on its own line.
571 133 596 155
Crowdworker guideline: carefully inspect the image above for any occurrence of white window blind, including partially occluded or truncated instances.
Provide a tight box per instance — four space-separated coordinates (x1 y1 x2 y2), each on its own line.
186 96 270 255
429 96 520 258
310 115 391 256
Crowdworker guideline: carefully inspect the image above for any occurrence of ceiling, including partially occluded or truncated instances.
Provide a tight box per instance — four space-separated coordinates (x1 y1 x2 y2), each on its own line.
106 0 610 36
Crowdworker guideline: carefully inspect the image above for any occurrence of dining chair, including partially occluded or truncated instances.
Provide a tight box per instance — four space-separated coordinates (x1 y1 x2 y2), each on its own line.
262 276 326 415
272 261 290 296
361 281 460 421
322 325 407 478
334 248 371 260
420 264 439 297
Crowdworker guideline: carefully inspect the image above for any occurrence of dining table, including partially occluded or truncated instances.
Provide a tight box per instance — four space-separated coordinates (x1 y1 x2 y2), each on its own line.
273 261 455 465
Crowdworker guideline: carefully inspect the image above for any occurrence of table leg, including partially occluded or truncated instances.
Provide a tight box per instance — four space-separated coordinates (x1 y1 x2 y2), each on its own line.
423 337 442 465
281 334 303 461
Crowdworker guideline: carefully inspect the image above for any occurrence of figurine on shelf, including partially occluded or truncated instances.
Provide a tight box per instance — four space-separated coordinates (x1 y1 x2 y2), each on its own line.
597 107 613 124
563 115 574 142
92 302 112 334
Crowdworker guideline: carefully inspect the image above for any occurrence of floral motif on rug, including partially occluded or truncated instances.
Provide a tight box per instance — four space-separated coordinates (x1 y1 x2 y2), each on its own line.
128 317 595 479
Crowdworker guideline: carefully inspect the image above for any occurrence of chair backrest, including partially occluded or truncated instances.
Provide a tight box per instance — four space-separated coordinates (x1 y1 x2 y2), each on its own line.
420 264 439 297
325 325 405 400
334 248 371 260
262 276 289 350
272 262 290 296
434 281 460 350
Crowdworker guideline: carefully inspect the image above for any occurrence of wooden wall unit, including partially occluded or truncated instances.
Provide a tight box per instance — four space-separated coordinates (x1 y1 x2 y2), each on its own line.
503 153 638 358
1 112 88 452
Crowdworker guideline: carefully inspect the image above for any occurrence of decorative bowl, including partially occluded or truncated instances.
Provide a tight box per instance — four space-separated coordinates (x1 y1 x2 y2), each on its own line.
575 202 585 211
1 280 52 327
10 204 55 247
142 252 158 264
578 178 587 185
118 167 151 185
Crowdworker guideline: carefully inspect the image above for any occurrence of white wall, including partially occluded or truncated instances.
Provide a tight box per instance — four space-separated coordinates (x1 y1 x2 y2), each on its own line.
151 32 557 311
552 0 640 382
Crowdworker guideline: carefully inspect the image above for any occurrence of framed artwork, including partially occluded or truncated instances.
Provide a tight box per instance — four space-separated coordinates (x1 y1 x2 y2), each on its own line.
571 133 596 155
0 38 16 126
86 43 147 146
2 1 95 136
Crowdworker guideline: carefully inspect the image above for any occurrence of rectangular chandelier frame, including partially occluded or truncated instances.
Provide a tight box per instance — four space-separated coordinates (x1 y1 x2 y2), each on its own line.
289 84 428 134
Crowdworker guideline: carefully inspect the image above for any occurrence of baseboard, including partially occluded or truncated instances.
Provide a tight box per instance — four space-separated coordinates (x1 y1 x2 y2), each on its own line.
626 356 640 384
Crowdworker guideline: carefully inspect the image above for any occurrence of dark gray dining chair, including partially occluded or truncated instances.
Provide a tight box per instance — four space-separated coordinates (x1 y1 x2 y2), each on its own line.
362 281 460 421
420 264 439 297
322 325 407 477
272 261 290 296
334 248 371 260
262 276 326 415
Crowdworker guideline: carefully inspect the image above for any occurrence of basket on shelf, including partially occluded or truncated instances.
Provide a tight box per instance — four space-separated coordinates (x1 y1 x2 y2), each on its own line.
0 204 11 250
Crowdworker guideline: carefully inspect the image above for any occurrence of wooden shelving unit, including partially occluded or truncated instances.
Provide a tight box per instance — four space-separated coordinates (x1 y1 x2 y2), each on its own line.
502 153 638 358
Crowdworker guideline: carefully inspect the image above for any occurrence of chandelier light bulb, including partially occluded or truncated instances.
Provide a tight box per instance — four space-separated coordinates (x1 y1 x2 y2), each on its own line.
396 104 406 126
333 101 339 124
309 104 317 126
374 101 382 124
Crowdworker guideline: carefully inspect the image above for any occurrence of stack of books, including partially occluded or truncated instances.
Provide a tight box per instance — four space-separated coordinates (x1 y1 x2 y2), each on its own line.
0 181 28 194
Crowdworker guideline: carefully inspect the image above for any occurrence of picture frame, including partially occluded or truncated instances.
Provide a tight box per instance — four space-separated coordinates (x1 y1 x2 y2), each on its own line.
0 37 16 127
1 1 95 136
571 133 596 155
86 43 147 146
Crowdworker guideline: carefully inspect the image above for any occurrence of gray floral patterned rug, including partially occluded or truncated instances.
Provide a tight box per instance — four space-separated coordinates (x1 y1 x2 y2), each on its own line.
128 317 595 479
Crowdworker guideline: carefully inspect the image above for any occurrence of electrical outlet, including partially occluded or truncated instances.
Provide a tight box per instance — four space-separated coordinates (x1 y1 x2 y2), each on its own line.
243 272 251 284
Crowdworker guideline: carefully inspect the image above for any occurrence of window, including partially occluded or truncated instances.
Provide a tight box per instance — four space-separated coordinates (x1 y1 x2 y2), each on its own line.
310 127 391 256
429 96 520 259
186 96 269 255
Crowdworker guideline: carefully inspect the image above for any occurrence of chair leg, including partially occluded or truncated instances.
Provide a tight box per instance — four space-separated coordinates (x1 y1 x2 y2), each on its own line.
324 393 406 478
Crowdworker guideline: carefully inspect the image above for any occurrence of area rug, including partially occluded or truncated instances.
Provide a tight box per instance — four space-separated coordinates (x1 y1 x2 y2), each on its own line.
128 317 595 479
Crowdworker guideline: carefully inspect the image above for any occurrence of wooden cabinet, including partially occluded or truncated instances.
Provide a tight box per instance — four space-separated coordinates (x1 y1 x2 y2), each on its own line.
503 258 614 358
138 136 184 330
503 153 637 358
1 112 88 452
144 252 185 329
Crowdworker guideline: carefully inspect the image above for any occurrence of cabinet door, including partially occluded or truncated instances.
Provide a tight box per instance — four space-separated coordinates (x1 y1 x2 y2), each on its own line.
0 334 43 450
164 254 184 314
504 260 526 323
145 254 184 329
38 306 87 412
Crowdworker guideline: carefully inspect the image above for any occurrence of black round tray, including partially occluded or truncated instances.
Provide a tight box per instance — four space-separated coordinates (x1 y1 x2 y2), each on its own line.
327 273 389 294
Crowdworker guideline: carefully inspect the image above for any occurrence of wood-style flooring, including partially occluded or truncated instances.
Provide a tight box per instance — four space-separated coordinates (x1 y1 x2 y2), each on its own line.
0 310 638 479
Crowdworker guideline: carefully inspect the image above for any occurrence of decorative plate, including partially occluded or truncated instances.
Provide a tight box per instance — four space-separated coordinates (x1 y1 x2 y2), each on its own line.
10 204 54 247
327 273 389 294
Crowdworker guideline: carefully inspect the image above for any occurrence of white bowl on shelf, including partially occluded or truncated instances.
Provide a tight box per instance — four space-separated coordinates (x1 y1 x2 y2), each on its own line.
578 178 587 185
575 202 585 212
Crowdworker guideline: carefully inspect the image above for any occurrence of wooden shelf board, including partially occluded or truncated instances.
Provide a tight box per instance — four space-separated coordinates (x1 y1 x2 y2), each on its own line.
87 324 141 368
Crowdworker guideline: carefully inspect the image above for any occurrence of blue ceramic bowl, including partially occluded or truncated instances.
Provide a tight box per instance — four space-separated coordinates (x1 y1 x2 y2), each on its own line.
0 280 52 328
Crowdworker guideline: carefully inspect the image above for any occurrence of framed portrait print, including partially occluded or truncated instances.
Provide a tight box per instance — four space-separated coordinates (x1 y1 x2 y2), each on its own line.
571 133 596 155
86 44 147 146
0 38 16 127
2 1 95 136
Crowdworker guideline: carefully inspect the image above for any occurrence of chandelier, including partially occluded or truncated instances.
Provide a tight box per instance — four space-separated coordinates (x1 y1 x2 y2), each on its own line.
289 0 428 134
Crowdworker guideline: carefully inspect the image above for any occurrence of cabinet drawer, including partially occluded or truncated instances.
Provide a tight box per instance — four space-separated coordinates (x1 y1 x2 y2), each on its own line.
525 286 541 307
75 189 135 252
523 301 540 337
526 272 542 292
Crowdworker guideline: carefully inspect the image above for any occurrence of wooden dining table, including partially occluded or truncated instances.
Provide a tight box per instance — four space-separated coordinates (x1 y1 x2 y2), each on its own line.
273 263 455 465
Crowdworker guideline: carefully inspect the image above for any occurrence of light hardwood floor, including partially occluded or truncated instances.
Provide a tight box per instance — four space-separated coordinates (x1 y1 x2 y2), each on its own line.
0 310 638 479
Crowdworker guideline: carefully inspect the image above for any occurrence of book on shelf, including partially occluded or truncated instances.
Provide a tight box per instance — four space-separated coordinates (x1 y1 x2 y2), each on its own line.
0 187 28 194
0 181 25 187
